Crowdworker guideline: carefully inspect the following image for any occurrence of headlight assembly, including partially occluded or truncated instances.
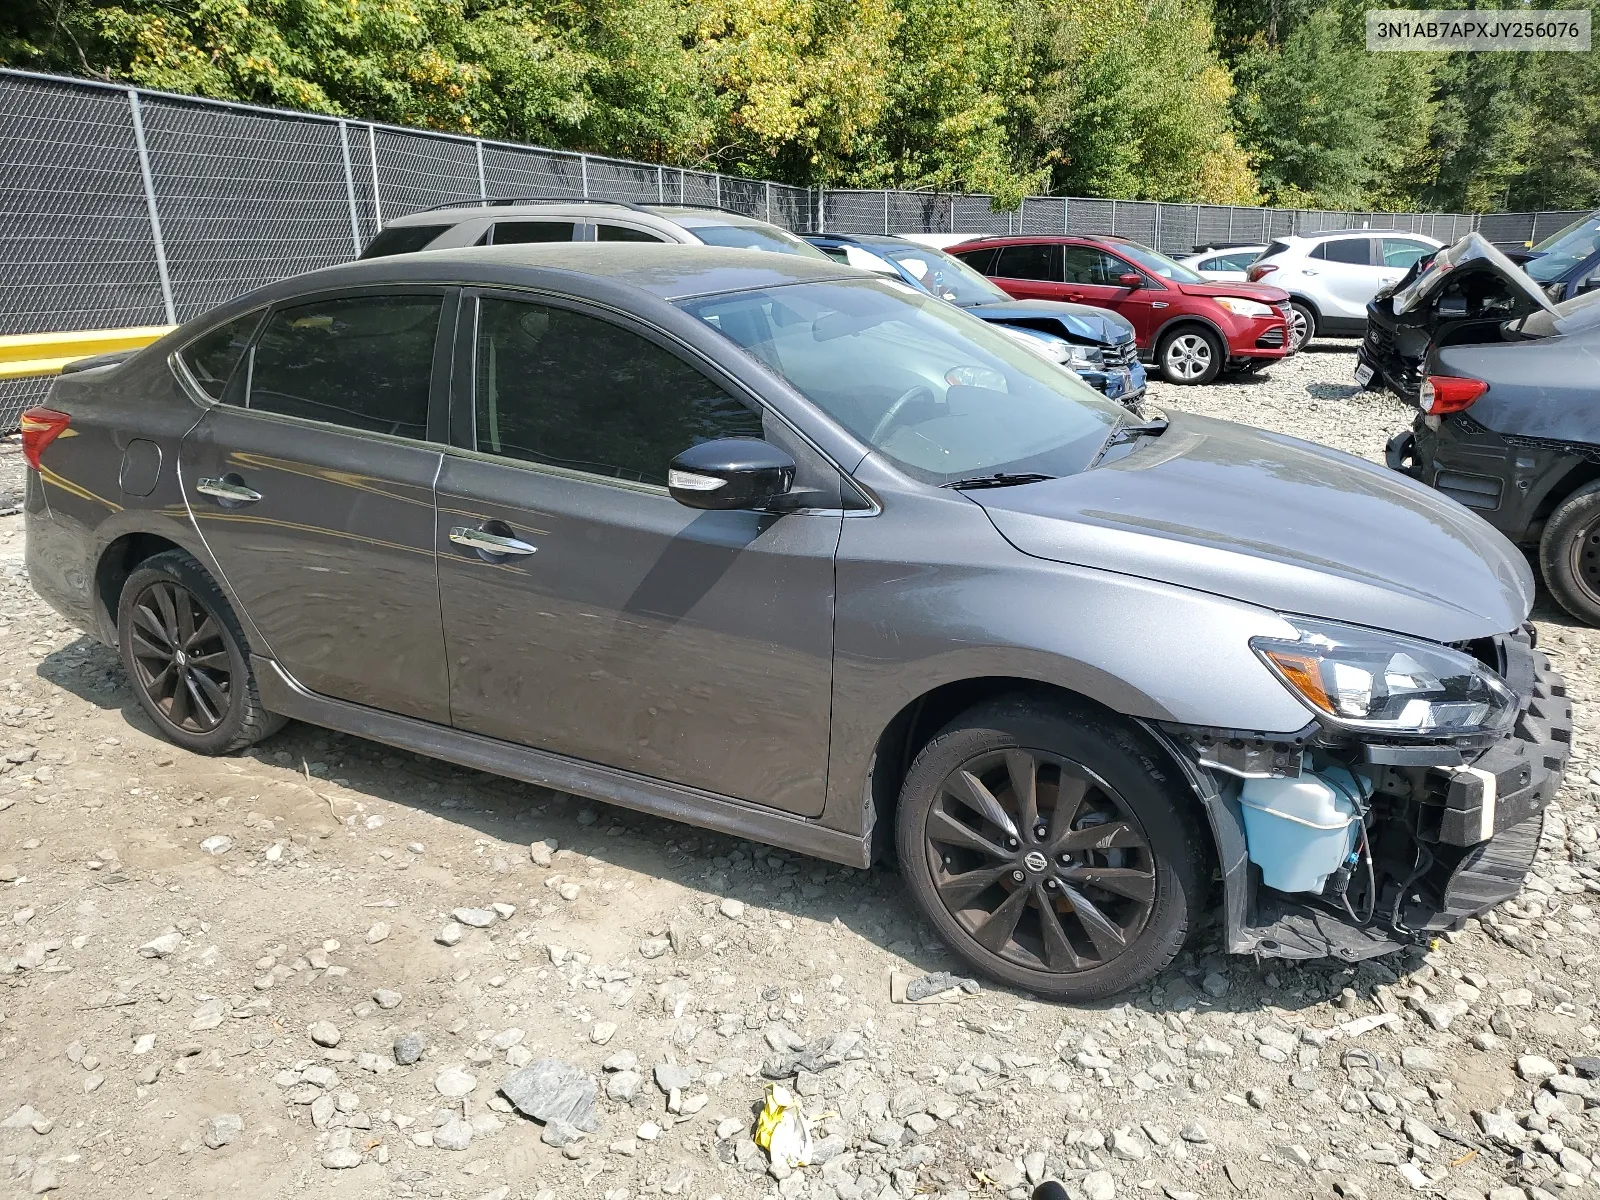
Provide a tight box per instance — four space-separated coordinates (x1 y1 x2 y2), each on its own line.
1214 297 1274 318
1251 616 1517 738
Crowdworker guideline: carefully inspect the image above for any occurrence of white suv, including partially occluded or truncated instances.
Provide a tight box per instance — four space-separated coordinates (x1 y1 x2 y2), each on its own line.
1246 230 1441 350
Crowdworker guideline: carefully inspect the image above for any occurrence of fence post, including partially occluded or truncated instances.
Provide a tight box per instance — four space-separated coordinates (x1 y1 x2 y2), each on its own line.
1110 199 1117 238
818 188 826 234
475 140 487 201
884 190 890 234
1194 206 1201 248
581 155 589 199
657 166 665 204
766 182 773 224
715 174 722 210
126 90 176 326
1063 197 1070 234
337 121 362 256
368 124 383 228
1153 202 1161 251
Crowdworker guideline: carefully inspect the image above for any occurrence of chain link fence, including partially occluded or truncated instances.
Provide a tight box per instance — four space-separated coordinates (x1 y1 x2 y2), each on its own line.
1 67 1590 430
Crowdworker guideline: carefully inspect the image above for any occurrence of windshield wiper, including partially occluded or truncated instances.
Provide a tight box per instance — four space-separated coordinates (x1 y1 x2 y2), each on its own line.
1089 416 1169 466
939 472 1055 490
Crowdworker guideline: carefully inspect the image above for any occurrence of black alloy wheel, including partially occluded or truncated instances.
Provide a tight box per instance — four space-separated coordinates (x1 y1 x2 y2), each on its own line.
924 748 1155 972
127 579 234 734
896 700 1207 1000
117 549 285 753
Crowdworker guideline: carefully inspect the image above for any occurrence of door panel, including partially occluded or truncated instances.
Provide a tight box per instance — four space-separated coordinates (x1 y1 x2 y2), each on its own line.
183 411 449 722
179 290 453 723
1312 238 1384 319
435 293 840 815
1061 246 1168 345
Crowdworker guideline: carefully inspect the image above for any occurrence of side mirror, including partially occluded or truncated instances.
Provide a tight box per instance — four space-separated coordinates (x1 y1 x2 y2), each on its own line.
1118 272 1142 289
668 438 795 511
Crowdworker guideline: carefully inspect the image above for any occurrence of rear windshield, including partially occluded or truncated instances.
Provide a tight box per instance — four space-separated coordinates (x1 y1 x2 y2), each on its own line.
679 277 1119 485
1262 240 1291 261
359 224 452 258
687 223 831 259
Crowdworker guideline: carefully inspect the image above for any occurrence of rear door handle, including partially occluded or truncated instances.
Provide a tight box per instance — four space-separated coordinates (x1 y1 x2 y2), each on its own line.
449 526 538 556
196 477 262 504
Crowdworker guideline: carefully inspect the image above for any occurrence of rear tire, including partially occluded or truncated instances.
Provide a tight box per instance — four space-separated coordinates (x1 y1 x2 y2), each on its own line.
1156 326 1223 385
895 697 1208 1001
117 550 285 754
1539 483 1600 627
1288 301 1316 352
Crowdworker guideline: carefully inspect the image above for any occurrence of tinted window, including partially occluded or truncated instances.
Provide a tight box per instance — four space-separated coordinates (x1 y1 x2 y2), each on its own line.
474 298 763 485
596 224 669 243
359 225 451 259
247 296 440 439
1223 251 1261 270
491 221 577 245
180 311 262 399
1381 239 1432 268
994 243 1061 281
687 224 830 258
953 247 997 274
1315 238 1374 265
1197 256 1226 271
1062 247 1128 285
1262 240 1291 260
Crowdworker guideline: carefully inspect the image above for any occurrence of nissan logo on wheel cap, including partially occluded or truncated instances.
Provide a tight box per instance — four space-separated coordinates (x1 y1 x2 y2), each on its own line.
1023 850 1048 873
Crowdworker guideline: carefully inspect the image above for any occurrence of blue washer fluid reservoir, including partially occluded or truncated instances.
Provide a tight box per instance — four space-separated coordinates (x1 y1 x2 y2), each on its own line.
1238 761 1366 894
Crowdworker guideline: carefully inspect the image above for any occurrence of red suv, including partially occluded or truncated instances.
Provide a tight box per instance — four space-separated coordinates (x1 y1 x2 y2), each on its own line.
951 234 1295 385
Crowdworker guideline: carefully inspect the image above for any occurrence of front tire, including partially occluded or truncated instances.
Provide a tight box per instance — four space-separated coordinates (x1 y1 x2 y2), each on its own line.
1288 301 1316 352
895 698 1207 1001
1156 326 1223 385
1540 483 1600 627
117 550 285 754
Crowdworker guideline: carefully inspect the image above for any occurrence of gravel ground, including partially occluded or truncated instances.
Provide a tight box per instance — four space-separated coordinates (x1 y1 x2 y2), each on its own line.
1 437 22 513
0 342 1598 1200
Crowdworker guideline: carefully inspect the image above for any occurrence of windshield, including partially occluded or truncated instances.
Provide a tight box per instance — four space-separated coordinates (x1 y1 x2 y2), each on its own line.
1113 242 1206 284
1525 211 1600 282
678 278 1120 485
688 223 831 259
879 243 1012 306
1508 285 1600 338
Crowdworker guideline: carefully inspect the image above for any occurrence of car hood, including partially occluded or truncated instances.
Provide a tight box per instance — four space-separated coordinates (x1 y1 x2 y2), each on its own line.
967 300 1134 344
1390 232 1556 320
967 411 1534 642
1174 280 1290 303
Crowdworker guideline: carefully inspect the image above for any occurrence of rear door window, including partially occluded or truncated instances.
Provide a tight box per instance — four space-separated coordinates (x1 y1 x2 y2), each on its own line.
359 225 451 258
1313 238 1375 265
179 310 263 399
246 295 442 440
489 221 577 245
473 297 763 485
993 243 1062 282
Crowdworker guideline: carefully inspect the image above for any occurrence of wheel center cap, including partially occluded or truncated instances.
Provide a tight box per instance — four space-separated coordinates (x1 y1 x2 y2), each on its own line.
1022 850 1048 873
172 650 187 668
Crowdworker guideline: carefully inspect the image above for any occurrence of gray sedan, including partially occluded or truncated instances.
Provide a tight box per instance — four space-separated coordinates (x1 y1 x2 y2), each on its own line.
20 244 1568 999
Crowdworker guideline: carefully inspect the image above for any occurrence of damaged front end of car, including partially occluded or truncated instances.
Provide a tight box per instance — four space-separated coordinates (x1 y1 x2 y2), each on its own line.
1144 621 1570 963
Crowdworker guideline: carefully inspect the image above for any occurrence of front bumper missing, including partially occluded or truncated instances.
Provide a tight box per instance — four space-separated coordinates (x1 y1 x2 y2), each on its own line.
1156 629 1571 963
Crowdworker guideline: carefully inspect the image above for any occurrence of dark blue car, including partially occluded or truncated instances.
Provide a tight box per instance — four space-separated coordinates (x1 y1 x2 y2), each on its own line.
805 233 1146 404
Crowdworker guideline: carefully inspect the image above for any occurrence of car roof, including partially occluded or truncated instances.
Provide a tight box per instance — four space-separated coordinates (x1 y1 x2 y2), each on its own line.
1278 229 1441 241
383 200 780 230
806 233 914 247
218 243 856 307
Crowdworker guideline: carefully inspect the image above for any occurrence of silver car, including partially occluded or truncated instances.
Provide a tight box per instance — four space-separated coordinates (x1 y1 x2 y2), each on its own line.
21 245 1569 1000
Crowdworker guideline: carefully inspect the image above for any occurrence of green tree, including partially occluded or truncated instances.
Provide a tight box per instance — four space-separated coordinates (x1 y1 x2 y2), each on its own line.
1020 0 1258 204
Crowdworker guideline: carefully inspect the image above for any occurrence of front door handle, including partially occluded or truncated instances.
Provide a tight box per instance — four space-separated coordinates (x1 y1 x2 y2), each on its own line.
449 526 538 557
196 476 262 504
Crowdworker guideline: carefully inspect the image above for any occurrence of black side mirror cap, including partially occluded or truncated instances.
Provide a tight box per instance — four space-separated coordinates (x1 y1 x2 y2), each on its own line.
668 438 796 511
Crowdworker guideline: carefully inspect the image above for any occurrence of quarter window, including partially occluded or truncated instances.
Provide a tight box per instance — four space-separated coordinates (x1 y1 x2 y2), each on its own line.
994 243 1062 282
473 298 763 485
359 224 451 258
953 248 997 274
246 295 440 439
179 311 262 399
596 224 669 243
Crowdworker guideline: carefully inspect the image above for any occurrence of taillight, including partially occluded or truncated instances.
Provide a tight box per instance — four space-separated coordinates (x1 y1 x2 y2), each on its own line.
1419 375 1487 415
19 407 70 470
1247 264 1277 282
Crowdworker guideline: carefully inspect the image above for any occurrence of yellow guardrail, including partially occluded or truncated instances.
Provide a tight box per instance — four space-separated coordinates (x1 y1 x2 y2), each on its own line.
0 326 175 381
